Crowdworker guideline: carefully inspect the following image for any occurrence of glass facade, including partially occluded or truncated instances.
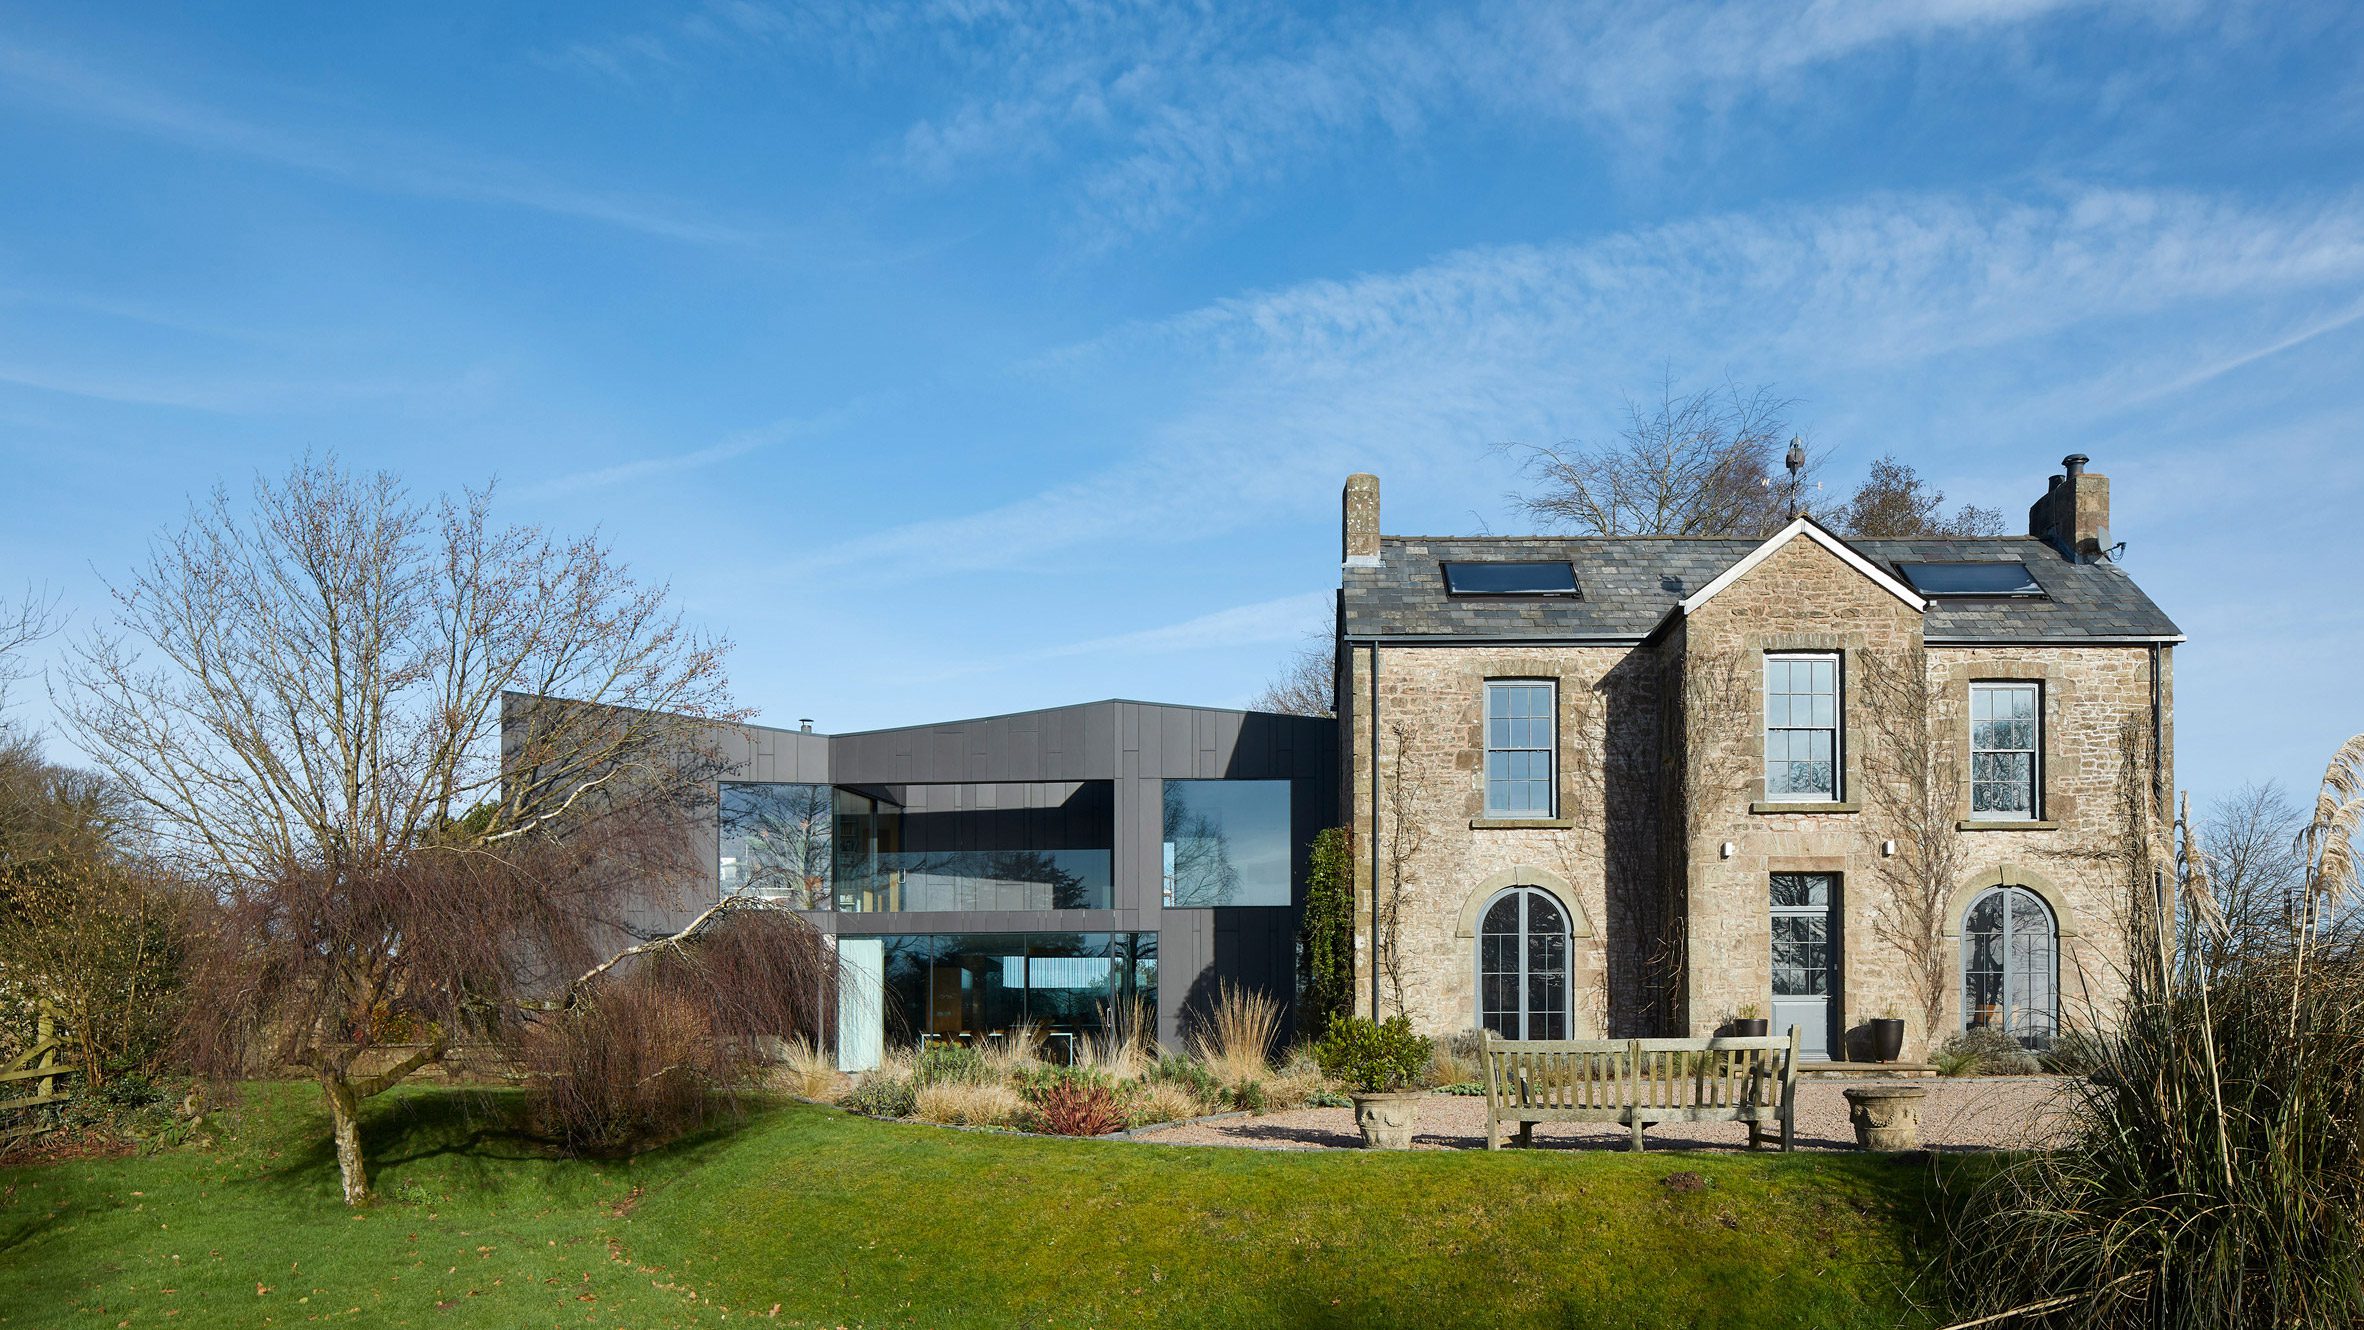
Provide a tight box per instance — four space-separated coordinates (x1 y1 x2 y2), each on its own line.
867 932 1157 1054
1161 779 1292 907
718 782 835 908
720 782 1116 913
1764 654 1840 801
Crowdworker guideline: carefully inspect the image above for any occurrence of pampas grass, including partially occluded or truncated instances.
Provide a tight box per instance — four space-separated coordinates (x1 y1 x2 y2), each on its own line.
1945 729 2364 1330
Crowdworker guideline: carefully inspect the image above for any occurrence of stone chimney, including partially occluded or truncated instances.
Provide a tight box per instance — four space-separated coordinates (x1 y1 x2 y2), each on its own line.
1342 473 1381 567
2028 453 2111 561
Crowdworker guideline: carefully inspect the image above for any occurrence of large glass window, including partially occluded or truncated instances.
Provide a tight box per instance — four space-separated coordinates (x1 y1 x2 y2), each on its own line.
1764 654 1841 802
1162 779 1292 908
838 782 1113 913
868 932 1157 1060
1478 888 1569 1040
1484 681 1556 816
1970 682 2041 820
719 782 834 908
1963 887 2057 1046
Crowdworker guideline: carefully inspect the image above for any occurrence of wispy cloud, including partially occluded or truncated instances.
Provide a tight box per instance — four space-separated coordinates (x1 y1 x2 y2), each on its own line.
0 40 750 246
903 590 1334 686
799 184 2364 581
517 405 865 500
549 0 2153 247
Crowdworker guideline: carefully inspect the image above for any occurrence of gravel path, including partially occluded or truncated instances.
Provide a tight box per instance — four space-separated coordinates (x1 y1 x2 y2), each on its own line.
1130 1076 2078 1153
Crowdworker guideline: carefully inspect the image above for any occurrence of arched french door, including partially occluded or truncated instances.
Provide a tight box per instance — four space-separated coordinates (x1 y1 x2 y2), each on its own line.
1962 886 2059 1045
1478 888 1570 1040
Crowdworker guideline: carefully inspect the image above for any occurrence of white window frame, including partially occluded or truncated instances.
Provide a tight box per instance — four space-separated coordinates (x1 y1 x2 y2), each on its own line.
1482 679 1557 818
1763 652 1842 803
1969 681 2042 822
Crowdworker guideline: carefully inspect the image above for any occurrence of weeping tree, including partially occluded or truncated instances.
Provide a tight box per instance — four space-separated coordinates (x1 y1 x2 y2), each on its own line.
64 456 831 1204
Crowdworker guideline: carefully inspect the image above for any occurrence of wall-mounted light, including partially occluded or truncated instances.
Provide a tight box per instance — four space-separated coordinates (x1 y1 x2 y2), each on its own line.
1720 841 1736 860
1881 839 1897 858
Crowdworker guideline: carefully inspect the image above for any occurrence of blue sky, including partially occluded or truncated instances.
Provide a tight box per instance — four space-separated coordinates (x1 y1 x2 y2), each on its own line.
1 1 2360 806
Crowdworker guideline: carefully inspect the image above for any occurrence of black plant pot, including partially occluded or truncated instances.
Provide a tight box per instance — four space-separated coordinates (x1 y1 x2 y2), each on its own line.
1868 1018 1906 1063
1731 1019 1770 1038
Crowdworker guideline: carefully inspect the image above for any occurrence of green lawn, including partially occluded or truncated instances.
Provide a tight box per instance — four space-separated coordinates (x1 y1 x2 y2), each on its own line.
1 1084 1966 1329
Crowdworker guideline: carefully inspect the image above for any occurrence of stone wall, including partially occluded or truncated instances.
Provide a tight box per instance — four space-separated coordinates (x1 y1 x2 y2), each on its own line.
1343 531 2166 1060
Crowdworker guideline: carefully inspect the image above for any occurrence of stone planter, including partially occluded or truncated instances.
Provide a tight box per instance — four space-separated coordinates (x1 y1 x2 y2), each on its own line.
1350 1091 1423 1150
1842 1084 1928 1151
1867 1018 1906 1063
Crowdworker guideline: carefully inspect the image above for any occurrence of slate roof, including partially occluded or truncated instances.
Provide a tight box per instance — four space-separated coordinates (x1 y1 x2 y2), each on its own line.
1342 533 2182 643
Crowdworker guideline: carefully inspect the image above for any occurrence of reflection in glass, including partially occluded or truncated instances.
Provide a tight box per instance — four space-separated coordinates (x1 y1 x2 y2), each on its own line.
837 783 1114 912
1478 888 1568 1040
1962 886 2057 1046
1970 683 2040 818
718 782 834 908
1162 780 1292 907
866 932 1158 1057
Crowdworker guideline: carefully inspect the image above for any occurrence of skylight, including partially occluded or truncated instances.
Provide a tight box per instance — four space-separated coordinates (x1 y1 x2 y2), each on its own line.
1895 562 2044 598
1442 561 1579 596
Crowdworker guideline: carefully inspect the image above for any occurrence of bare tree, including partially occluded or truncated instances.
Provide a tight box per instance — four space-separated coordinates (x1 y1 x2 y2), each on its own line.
1835 454 2004 538
2200 782 2306 952
1857 645 1968 1053
0 586 61 716
1511 378 1812 537
1251 628 1334 718
62 455 829 1204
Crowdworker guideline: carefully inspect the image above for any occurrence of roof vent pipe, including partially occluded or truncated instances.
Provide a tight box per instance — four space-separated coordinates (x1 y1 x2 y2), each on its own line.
799 718 814 733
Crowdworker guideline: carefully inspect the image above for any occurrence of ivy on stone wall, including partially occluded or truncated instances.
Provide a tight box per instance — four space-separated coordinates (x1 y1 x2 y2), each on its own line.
1297 826 1354 1044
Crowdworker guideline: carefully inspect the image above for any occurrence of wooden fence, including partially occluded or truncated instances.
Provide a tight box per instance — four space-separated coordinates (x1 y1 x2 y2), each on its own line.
0 1007 77 1144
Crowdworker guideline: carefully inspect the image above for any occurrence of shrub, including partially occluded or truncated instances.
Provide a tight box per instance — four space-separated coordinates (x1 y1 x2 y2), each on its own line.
838 1072 916 1119
1314 1016 1433 1094
914 1079 1024 1128
524 983 715 1155
1150 1053 1224 1107
1122 1080 1203 1128
1016 1063 1110 1100
1439 1081 1486 1096
1264 1051 1340 1110
1306 1089 1352 1108
1425 1033 1483 1089
1230 1080 1268 1114
2038 1028 2107 1076
1297 827 1355 1043
1189 982 1280 1088
913 1044 989 1087
1031 1079 1126 1136
1932 1027 2041 1076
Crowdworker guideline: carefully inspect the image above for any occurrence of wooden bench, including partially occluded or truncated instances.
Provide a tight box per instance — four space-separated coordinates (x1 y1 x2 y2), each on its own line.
1480 1028 1801 1152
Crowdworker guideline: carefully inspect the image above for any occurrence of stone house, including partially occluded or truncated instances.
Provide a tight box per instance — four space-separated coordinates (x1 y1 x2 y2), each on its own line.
1334 456 2180 1060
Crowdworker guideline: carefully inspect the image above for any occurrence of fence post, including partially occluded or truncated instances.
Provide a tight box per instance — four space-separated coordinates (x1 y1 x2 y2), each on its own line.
35 1003 58 1101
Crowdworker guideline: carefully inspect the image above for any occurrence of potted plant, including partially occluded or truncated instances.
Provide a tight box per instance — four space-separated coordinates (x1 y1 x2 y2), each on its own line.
1868 1005 1907 1063
1730 1002 1769 1038
1313 1015 1434 1149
